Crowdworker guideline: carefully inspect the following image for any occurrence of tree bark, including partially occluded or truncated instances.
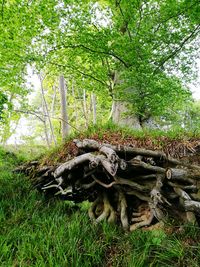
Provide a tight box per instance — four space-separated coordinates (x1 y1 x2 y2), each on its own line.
83 89 89 128
39 74 57 146
111 101 142 129
59 75 69 139
72 80 78 128
91 93 96 125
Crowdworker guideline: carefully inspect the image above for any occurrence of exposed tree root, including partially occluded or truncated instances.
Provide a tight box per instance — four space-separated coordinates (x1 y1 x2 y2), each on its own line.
130 203 154 231
118 191 129 230
18 138 200 232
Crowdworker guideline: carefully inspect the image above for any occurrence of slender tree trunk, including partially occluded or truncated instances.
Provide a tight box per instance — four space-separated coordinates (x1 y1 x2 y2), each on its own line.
39 74 57 146
41 98 50 148
91 93 96 125
59 75 69 139
83 89 89 127
51 85 57 116
108 100 115 121
72 80 78 128
81 89 89 128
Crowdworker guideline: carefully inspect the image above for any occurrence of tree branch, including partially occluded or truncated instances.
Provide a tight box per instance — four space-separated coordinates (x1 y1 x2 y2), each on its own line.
13 109 81 133
1 0 5 20
49 61 109 88
116 1 132 41
49 44 129 68
153 24 200 74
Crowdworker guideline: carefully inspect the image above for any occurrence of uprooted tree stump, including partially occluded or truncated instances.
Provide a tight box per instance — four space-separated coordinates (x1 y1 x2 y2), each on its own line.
16 139 200 231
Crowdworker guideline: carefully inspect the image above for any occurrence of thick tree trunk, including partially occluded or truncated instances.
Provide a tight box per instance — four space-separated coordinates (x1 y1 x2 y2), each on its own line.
59 75 69 139
111 100 142 129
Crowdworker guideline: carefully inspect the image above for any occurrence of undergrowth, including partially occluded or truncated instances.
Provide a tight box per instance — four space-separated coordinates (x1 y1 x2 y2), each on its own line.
72 121 200 140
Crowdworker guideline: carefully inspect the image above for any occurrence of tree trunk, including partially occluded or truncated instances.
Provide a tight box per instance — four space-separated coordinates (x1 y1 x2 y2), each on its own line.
72 80 78 128
51 85 57 117
83 89 89 128
111 100 142 129
39 74 57 146
91 93 96 125
59 75 69 140
41 98 50 148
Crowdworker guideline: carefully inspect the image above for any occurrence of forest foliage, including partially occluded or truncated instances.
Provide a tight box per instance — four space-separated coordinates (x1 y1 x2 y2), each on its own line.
0 0 200 144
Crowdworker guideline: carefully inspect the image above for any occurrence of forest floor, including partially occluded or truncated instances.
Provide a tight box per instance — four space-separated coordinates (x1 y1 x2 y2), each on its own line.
1 126 200 267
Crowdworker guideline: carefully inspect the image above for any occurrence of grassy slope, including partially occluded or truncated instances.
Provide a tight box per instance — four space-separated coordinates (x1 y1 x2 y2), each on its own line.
1 128 200 266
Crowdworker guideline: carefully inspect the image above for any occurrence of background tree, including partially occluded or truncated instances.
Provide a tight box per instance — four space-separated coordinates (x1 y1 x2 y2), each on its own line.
37 0 199 127
0 0 200 144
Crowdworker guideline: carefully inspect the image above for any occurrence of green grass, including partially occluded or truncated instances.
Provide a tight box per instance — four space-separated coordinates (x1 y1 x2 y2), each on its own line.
67 121 200 141
1 146 200 267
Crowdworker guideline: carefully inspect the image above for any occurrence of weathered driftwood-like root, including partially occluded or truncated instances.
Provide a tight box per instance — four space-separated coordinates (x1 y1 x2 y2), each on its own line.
130 203 154 231
118 191 129 230
166 168 200 181
184 200 200 213
129 159 165 174
21 138 200 231
151 175 171 215
54 153 106 178
73 139 200 169
88 195 102 221
99 145 118 163
173 187 196 223
88 192 116 223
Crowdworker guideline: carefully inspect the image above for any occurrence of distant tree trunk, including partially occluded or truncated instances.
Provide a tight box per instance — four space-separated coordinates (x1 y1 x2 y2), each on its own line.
41 99 51 148
107 70 141 129
59 75 69 140
111 100 142 129
72 80 78 128
82 89 89 128
108 101 115 121
39 74 57 146
91 93 96 125
51 85 57 116
107 70 154 130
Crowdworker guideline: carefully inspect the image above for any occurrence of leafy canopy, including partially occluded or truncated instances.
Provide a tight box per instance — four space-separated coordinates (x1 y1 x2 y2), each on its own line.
0 0 199 132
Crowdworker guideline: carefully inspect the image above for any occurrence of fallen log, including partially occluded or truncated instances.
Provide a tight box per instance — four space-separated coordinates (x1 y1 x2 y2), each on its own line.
166 167 200 181
20 138 200 231
74 139 200 169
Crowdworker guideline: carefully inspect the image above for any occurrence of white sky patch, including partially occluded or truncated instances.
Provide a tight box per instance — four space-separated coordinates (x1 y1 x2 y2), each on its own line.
26 65 41 102
6 118 34 145
6 66 40 145
189 59 200 100
90 3 112 28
